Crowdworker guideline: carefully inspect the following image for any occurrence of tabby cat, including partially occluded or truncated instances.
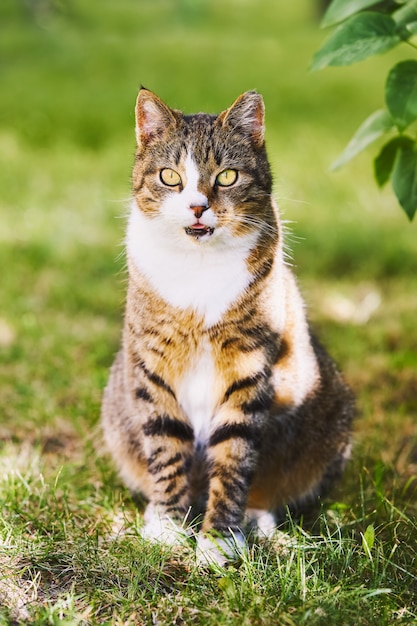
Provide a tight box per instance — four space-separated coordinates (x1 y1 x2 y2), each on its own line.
101 88 354 566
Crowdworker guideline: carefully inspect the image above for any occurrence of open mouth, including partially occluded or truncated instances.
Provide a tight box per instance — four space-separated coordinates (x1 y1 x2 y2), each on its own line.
185 223 215 239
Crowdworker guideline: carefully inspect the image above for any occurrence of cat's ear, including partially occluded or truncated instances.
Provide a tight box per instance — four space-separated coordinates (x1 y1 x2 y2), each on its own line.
135 88 177 147
218 91 265 146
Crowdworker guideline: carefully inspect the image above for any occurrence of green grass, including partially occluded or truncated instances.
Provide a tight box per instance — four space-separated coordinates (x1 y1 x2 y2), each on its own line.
0 454 416 625
1 0 416 623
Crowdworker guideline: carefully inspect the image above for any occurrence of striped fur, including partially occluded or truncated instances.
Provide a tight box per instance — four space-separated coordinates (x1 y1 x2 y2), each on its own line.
101 89 354 565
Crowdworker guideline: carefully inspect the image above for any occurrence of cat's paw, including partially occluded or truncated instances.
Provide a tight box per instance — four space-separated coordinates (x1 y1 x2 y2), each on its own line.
245 508 276 538
141 504 189 545
195 531 246 568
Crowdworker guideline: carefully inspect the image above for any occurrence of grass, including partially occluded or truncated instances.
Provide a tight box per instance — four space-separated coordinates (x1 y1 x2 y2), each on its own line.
0 455 416 624
0 0 416 623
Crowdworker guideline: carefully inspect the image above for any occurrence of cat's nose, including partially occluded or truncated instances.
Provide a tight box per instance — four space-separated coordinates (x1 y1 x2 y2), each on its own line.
190 204 209 219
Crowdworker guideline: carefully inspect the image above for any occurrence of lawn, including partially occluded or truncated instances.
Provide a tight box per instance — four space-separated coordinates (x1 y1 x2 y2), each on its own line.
0 0 416 624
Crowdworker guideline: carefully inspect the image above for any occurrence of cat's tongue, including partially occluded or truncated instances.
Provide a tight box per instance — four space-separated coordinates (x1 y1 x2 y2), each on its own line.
185 223 214 238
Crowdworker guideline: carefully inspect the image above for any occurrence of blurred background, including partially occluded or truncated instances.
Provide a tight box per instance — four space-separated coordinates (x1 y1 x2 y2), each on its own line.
0 0 416 493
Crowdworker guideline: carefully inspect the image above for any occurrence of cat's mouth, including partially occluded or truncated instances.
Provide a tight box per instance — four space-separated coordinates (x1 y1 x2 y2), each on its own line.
185 223 215 239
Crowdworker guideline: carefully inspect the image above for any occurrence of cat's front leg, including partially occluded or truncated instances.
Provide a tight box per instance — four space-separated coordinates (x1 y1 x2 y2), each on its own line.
139 412 195 545
196 404 266 566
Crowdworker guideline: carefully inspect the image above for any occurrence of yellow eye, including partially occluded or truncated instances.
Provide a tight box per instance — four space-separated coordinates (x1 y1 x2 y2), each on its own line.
160 168 182 186
216 169 238 187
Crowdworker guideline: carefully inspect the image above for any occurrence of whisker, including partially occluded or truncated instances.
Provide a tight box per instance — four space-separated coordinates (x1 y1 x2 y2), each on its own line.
232 213 279 237
232 210 298 266
276 195 310 207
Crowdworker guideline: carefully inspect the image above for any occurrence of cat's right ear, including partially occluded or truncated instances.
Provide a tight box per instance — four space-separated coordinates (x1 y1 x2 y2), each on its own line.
135 88 177 147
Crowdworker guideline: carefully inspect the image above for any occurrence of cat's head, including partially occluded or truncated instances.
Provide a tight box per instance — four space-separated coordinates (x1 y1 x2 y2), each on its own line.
132 88 274 246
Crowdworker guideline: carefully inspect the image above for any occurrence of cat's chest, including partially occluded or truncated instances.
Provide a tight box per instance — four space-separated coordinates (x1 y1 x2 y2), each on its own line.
127 206 257 327
177 339 217 445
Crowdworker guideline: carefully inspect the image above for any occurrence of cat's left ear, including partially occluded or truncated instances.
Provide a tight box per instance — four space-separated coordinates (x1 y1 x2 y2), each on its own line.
218 91 265 147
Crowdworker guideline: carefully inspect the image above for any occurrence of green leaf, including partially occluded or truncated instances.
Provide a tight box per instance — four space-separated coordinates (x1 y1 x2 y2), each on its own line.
361 524 375 559
374 136 414 187
321 0 382 28
405 20 417 36
218 576 237 599
385 60 417 131
392 0 417 28
331 109 394 170
311 13 401 71
392 140 417 220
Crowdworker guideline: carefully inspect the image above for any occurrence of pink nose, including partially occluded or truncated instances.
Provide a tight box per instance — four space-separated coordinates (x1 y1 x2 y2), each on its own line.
190 204 208 219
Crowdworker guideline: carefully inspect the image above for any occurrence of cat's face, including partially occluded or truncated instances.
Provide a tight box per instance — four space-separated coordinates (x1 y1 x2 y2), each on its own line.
132 89 274 247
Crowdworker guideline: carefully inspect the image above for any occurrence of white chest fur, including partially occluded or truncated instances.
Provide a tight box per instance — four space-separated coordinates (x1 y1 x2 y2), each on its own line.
177 339 217 445
127 204 258 327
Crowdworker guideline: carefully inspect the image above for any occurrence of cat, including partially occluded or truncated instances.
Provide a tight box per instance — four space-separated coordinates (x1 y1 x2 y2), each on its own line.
101 87 354 567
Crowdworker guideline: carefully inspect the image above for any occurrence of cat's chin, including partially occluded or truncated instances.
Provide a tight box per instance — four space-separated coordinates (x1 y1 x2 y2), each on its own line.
184 226 215 241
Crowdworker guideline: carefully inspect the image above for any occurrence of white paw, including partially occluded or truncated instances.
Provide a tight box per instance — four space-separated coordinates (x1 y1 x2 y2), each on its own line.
196 531 246 568
141 504 190 545
246 508 276 538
